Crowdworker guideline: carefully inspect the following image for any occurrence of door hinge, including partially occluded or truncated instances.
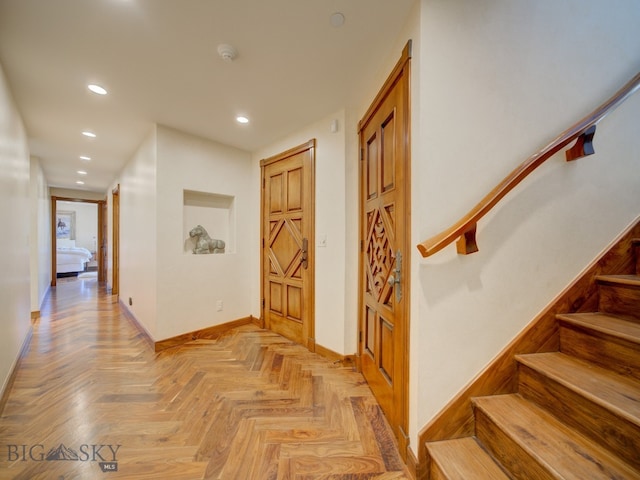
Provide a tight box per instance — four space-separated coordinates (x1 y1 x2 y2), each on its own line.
262 177 265 188
262 238 265 248
360 240 364 252
359 331 362 343
262 298 265 308
360 148 364 161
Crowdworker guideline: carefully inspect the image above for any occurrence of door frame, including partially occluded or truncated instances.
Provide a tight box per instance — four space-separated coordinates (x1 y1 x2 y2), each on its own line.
260 139 316 350
357 41 412 459
50 196 106 287
99 200 107 283
111 184 120 296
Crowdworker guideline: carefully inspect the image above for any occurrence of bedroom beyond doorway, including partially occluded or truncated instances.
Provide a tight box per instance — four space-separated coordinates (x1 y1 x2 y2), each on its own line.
51 194 106 287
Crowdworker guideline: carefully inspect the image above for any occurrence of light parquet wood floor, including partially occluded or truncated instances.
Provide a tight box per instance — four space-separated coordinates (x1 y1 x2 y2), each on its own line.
0 277 410 479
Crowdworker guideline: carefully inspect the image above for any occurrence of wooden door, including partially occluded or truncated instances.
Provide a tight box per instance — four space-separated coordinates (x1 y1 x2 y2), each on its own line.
261 140 315 349
99 200 107 282
50 196 58 287
112 185 120 296
358 42 411 458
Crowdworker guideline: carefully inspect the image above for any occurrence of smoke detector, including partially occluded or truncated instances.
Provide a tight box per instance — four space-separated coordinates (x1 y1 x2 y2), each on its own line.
217 44 238 62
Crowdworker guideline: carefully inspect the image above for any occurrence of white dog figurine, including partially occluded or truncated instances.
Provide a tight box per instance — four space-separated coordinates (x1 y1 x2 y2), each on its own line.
189 225 225 254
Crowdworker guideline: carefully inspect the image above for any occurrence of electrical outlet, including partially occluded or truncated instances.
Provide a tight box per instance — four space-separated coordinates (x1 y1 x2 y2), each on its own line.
216 300 223 311
128 297 133 306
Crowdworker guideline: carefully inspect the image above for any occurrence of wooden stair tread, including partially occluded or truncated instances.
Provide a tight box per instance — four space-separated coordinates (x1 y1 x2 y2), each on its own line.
427 437 510 480
557 312 640 343
473 394 640 479
596 274 640 287
516 352 640 425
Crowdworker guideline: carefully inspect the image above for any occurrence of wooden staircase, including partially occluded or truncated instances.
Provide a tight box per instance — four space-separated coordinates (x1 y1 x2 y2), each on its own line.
426 239 640 479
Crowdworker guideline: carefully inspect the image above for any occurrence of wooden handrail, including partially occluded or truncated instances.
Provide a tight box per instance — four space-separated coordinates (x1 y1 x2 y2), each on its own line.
417 72 640 258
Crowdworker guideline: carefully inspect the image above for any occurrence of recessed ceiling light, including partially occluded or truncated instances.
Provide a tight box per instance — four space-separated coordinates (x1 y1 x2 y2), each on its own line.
77 170 87 175
82 131 96 138
88 84 107 95
236 116 249 124
76 180 85 185
80 155 91 161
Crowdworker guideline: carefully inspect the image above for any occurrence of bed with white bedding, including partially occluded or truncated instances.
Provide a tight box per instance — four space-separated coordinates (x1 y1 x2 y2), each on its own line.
57 239 92 275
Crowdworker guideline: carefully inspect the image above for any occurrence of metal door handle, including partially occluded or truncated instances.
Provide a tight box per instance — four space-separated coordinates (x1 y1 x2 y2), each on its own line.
301 238 308 269
388 250 402 302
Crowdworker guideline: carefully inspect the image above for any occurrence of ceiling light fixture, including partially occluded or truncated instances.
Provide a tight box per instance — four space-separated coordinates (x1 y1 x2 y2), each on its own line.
236 116 249 124
77 170 87 175
88 84 107 95
330 12 345 28
82 131 96 138
217 44 238 62
76 180 85 185
80 155 91 161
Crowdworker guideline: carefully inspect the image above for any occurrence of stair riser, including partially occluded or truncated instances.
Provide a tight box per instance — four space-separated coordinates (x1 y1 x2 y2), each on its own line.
429 462 448 480
427 438 511 480
518 363 640 470
633 241 640 275
559 325 640 381
598 283 640 320
475 408 556 480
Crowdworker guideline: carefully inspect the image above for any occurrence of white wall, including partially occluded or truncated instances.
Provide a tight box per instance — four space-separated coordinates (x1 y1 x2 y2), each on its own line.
411 0 640 446
30 157 51 312
251 111 348 354
114 127 158 338
0 63 31 395
153 126 254 340
40 0 638 459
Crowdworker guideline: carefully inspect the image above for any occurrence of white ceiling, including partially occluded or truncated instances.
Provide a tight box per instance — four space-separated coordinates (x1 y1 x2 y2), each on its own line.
0 0 415 193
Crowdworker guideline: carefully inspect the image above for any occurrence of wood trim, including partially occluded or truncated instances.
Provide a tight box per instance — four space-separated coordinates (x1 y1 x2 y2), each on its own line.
259 139 316 168
154 316 256 352
416 216 640 476
30 311 40 322
50 196 56 287
111 185 120 296
97 198 106 282
417 72 640 258
118 298 155 350
314 343 356 368
357 40 412 132
406 446 419 480
307 142 316 350
0 327 33 415
51 195 106 287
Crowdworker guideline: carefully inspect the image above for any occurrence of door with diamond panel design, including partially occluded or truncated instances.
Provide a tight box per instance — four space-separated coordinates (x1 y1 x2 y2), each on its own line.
358 43 411 458
261 140 315 349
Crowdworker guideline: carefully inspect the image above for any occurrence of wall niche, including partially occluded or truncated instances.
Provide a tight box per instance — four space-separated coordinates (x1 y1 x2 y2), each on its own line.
183 190 235 254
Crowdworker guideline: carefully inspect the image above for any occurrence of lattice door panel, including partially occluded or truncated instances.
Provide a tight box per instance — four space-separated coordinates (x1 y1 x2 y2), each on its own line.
365 204 397 309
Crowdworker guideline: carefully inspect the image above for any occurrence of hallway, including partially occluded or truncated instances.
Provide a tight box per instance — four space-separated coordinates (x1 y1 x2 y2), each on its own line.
0 277 409 479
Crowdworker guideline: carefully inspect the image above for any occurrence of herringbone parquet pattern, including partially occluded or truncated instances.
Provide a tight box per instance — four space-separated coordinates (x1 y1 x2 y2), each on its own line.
0 277 409 479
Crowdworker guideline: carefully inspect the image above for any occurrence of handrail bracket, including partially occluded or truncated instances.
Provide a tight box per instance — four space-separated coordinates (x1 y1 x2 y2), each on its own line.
566 125 597 161
456 224 479 255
